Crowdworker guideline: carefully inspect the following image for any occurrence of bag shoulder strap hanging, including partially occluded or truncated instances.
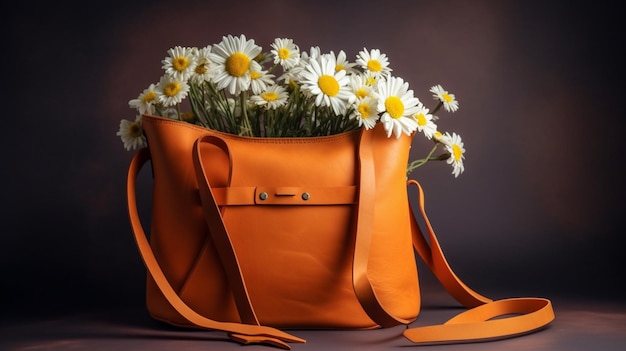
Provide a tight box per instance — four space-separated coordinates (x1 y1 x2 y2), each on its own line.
127 147 305 350
404 179 555 342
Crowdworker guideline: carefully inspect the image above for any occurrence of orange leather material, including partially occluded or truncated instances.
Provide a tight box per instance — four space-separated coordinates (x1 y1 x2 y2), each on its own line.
408 180 492 307
403 298 554 343
404 180 555 342
127 147 305 348
136 114 419 329
126 114 554 348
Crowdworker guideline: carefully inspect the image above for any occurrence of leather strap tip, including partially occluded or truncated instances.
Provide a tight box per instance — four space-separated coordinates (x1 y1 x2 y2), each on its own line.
229 333 305 350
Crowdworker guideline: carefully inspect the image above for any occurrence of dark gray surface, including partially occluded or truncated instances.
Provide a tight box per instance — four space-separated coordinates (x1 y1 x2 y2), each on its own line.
2 293 624 351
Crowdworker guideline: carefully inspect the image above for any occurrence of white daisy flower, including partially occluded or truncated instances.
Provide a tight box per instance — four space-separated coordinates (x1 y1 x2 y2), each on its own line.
189 45 216 84
350 96 379 130
356 48 392 77
116 116 147 151
300 54 352 116
375 76 420 138
329 50 357 74
250 85 289 109
413 103 437 139
155 74 190 107
254 51 273 65
270 38 300 70
348 73 374 103
128 83 158 115
161 46 197 82
430 84 459 112
444 132 465 177
209 34 263 95
281 46 321 84
249 67 275 95
302 46 321 62
433 130 452 146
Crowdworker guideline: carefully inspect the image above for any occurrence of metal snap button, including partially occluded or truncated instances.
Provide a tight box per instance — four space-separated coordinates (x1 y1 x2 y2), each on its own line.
302 192 310 200
259 192 268 200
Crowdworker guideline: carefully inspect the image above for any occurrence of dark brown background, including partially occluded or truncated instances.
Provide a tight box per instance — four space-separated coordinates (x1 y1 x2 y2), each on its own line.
1 0 624 326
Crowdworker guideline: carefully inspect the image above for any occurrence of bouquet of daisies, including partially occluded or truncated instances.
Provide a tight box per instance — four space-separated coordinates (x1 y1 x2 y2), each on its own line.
117 34 466 177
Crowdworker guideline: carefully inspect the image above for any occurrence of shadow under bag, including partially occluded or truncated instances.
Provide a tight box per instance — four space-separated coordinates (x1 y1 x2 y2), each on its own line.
126 114 554 349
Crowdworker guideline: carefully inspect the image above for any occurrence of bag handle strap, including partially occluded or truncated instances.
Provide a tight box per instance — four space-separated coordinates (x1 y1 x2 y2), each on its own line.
126 147 305 349
191 135 259 326
407 179 492 307
351 128 416 327
403 179 555 343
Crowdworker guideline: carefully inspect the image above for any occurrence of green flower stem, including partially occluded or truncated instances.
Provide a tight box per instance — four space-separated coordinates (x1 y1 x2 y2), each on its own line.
239 92 253 136
407 144 440 174
431 101 443 115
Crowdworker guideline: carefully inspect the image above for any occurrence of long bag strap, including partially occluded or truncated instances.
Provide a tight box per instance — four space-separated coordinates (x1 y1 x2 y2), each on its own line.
126 147 305 350
404 179 555 343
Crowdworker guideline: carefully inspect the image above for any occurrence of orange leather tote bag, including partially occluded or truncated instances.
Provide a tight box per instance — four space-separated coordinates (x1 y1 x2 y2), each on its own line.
126 114 554 349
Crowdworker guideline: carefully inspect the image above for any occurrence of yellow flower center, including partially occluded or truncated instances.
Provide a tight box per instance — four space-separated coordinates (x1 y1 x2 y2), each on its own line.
416 113 427 126
173 56 189 72
452 144 463 161
141 91 156 103
195 64 207 75
433 131 443 140
164 82 181 97
318 75 340 97
226 52 251 77
278 48 291 60
335 64 345 72
130 122 142 138
250 71 261 79
384 96 404 118
357 102 372 118
367 59 382 72
261 92 279 101
442 93 453 103
365 75 377 86
356 88 368 99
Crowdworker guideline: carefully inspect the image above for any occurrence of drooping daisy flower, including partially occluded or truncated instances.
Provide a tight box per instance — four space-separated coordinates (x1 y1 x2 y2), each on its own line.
250 85 289 109
161 46 197 82
128 83 158 115
300 54 352 116
350 96 379 129
430 84 459 112
329 50 357 74
433 130 452 146
413 103 437 139
356 48 392 77
117 116 146 151
189 45 216 84
210 34 263 95
270 38 300 70
375 76 419 138
444 132 465 177
249 67 275 95
155 74 189 107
